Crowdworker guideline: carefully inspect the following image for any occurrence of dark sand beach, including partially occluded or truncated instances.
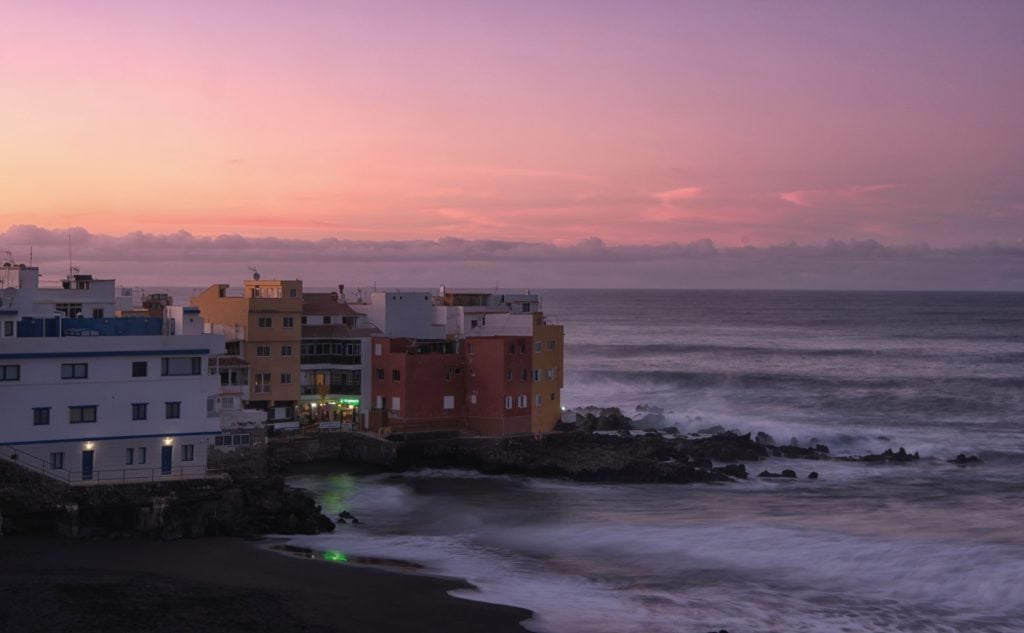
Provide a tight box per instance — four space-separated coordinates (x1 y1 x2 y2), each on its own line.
0 536 531 633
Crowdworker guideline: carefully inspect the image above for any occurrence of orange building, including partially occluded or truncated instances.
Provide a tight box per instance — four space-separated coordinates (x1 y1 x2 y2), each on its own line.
191 278 303 420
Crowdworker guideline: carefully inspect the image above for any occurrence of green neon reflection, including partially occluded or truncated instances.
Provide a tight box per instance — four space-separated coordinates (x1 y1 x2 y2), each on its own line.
323 550 349 563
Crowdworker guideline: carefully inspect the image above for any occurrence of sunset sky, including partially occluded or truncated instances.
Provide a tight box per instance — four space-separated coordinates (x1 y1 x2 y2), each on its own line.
1 1 1022 287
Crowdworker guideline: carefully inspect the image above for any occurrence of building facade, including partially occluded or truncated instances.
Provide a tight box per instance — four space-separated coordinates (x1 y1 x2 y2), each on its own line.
191 278 303 421
0 264 225 484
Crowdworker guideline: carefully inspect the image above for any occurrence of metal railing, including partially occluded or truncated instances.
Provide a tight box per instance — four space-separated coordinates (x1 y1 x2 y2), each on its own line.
1 445 226 486
0 444 73 484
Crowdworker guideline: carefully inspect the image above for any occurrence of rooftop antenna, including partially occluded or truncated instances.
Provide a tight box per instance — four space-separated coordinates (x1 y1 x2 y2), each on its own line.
29 246 33 267
68 223 73 279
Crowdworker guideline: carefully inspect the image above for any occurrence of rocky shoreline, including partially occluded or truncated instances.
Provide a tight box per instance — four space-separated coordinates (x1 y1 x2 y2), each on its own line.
0 458 334 540
385 406 981 485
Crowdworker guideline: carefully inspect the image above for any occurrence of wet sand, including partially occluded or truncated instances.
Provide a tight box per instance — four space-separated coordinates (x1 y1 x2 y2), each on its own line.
0 535 532 633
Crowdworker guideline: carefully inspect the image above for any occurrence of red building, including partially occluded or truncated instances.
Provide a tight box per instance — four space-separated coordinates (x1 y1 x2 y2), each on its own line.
368 335 535 437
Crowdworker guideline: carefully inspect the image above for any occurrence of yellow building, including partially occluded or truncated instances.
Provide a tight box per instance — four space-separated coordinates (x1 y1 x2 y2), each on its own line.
531 314 565 434
191 278 303 419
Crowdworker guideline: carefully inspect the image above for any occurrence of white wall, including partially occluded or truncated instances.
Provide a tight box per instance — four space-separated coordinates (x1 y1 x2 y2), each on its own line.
364 292 445 339
0 334 225 447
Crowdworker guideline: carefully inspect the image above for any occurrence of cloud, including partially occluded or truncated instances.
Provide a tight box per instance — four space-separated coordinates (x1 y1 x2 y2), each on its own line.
653 186 704 204
0 225 1020 291
780 184 897 208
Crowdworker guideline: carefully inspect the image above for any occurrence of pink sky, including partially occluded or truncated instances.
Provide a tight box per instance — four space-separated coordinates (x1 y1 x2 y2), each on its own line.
1 1 1022 249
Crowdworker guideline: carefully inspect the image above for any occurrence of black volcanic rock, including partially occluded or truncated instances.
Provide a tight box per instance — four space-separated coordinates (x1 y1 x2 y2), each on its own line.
855 447 920 463
950 454 982 465
808 471 819 479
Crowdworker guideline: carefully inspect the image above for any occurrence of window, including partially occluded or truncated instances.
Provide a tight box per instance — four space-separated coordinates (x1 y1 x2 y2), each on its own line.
322 316 331 325
467 343 474 354
131 361 148 377
548 340 556 351
214 433 252 447
281 345 292 356
280 373 292 384
444 368 452 382
376 369 384 381
375 396 384 409
182 444 195 462
534 341 543 352
547 368 556 380
505 396 513 410
301 316 308 325
165 402 181 419
256 345 271 357
50 452 64 470
92 308 104 318
33 407 50 426
521 369 528 381
520 302 530 313
550 392 556 401
520 342 526 353
506 370 513 382
257 316 272 328
139 447 147 464
374 343 382 356
390 397 401 412
69 405 97 424
254 373 271 394
3 321 13 337
289 288 297 298
533 369 541 382
61 363 88 379
469 394 478 405
125 448 134 465
283 316 295 328
536 394 543 406
470 319 478 329
162 357 200 376
443 395 455 410
56 303 82 318
0 365 19 381
392 369 401 382
508 343 516 354
518 395 528 409
131 403 148 420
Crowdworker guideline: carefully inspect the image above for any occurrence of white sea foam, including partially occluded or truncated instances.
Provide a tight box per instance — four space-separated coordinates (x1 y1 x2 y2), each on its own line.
288 471 1024 633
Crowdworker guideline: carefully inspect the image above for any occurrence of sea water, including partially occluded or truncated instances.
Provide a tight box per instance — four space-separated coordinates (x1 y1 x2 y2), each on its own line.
286 290 1024 633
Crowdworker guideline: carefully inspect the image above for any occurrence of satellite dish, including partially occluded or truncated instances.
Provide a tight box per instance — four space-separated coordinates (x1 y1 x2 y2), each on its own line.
248 266 260 281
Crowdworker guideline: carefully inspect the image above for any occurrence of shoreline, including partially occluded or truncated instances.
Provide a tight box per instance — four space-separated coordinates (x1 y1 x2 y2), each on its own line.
0 535 533 633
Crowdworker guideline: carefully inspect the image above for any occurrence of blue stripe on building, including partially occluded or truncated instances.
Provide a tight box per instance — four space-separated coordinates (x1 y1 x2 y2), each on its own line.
0 349 210 360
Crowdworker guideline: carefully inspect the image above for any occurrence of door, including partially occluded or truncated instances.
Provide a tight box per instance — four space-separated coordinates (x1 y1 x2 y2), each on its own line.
161 445 173 475
81 450 94 481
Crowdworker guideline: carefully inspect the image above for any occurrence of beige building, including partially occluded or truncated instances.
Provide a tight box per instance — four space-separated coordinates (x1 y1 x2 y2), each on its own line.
191 279 303 420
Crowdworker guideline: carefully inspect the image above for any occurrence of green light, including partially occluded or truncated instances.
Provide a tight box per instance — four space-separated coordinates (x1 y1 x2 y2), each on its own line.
323 550 348 563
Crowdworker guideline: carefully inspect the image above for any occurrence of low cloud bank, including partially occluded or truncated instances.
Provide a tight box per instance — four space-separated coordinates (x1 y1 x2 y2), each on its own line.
1 225 1021 291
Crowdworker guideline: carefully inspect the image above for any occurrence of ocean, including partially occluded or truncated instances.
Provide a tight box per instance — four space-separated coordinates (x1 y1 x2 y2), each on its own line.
286 289 1024 632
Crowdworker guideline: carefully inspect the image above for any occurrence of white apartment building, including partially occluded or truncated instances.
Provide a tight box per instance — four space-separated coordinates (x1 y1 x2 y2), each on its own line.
0 264 225 485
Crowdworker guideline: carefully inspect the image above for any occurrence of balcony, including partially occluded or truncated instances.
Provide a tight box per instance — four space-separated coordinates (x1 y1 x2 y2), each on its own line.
300 354 361 366
300 384 360 397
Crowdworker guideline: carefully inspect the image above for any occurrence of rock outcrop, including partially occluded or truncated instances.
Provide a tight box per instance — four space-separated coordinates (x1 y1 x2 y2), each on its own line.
0 460 333 539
